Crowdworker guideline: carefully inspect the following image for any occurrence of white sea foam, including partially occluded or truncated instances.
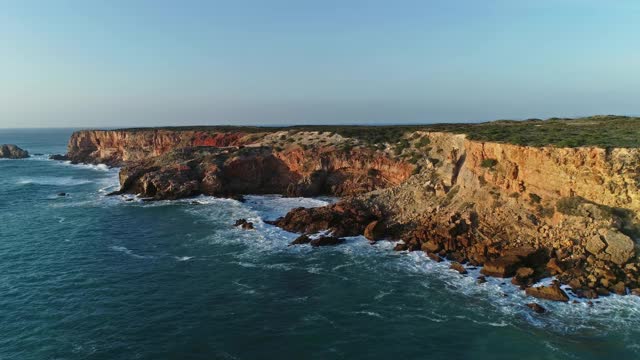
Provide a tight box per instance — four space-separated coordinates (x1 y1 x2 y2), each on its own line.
388 247 640 336
174 256 194 261
110 246 153 259
353 311 384 318
54 160 110 172
18 177 93 186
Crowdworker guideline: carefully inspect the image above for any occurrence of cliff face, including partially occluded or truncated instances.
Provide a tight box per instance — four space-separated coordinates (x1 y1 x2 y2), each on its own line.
459 141 640 215
67 128 640 217
67 130 250 166
65 127 640 299
67 129 414 199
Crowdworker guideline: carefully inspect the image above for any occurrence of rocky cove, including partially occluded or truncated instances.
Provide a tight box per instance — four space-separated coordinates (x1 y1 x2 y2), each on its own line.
62 125 640 305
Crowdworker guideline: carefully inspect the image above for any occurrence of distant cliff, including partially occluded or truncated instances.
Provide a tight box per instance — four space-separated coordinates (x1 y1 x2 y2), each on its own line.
67 129 415 198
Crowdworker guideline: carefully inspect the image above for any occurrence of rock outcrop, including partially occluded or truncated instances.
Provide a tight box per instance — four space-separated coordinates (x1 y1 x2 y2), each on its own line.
0 144 29 159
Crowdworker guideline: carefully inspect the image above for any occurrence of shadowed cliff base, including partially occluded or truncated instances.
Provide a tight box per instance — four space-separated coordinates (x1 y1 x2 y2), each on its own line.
62 115 640 303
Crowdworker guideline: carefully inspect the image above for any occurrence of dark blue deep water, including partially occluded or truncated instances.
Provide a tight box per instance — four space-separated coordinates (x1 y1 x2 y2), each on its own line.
1 129 640 360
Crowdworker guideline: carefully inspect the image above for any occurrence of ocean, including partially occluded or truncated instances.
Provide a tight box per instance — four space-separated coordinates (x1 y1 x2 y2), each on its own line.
1 128 639 360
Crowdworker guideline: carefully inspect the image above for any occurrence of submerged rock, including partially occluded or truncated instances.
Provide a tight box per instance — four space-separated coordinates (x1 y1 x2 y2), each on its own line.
49 154 69 161
526 303 547 313
234 218 254 230
289 235 311 246
0 144 29 159
309 236 345 247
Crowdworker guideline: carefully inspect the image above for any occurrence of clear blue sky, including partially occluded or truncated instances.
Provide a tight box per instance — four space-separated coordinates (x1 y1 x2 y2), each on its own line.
1 0 638 128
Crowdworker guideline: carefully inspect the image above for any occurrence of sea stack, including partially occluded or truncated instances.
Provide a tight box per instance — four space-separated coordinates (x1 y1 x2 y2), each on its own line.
0 144 29 159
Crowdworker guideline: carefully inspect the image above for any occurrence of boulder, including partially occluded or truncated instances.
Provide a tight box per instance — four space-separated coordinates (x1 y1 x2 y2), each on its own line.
512 267 535 286
242 222 254 230
270 200 377 237
546 258 563 275
234 218 254 230
575 289 598 299
0 144 29 159
586 235 606 255
612 281 626 295
481 255 521 278
525 283 570 302
482 247 549 278
427 252 442 262
596 287 610 296
476 276 487 284
309 236 345 247
526 303 547 314
421 241 441 253
363 220 386 241
450 262 467 274
602 230 635 265
289 235 311 246
516 267 534 279
394 242 408 251
234 218 247 226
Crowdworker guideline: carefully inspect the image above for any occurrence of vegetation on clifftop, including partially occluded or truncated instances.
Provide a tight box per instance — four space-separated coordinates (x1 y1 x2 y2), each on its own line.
113 115 640 148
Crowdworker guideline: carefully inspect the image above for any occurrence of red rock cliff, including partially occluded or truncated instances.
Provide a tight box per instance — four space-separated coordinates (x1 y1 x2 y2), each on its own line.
67 129 250 166
67 129 415 199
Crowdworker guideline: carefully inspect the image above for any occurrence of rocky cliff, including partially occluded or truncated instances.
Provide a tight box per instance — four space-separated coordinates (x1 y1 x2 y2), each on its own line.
67 129 250 166
65 127 640 301
67 129 415 199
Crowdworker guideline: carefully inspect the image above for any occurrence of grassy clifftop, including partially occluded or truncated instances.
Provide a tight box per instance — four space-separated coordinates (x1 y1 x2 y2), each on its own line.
114 115 640 148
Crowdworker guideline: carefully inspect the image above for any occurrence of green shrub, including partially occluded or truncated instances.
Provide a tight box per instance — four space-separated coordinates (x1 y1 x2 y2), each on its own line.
416 136 431 148
537 205 555 218
556 196 585 216
529 193 542 204
481 159 498 168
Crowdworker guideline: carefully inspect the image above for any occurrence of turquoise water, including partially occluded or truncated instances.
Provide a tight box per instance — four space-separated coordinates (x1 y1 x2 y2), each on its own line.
1 129 640 360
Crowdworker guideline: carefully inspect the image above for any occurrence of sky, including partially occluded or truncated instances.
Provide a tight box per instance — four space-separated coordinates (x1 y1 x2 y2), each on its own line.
0 0 639 128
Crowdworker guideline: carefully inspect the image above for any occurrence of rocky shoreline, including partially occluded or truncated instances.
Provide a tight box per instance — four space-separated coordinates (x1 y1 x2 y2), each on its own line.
61 126 640 304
